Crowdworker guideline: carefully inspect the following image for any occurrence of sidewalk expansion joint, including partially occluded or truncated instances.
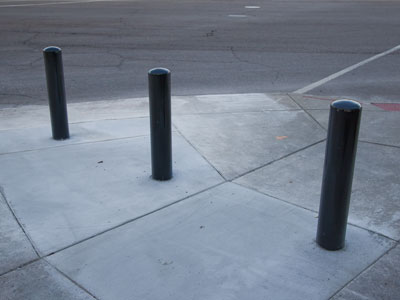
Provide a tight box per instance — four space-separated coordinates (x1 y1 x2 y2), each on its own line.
328 241 399 299
233 181 399 296
345 222 397 242
0 257 41 278
0 181 227 278
45 181 226 259
0 135 149 156
0 186 40 257
69 115 149 125
359 140 400 150
287 93 328 131
233 181 398 243
173 109 302 117
172 122 227 181
230 138 326 182
232 181 320 215
43 259 99 300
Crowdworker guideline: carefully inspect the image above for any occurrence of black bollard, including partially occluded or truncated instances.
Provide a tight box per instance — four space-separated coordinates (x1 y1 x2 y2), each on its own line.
148 68 172 180
43 46 69 140
316 99 362 250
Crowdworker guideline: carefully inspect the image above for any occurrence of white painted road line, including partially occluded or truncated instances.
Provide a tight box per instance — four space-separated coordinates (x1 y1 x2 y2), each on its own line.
245 6 260 9
0 0 110 8
228 14 247 18
294 44 400 94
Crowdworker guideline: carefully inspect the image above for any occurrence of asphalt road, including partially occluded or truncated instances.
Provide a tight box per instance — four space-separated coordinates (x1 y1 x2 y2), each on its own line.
1 0 399 106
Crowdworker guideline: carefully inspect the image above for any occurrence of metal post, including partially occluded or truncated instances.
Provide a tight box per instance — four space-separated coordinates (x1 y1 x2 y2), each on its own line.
43 46 69 140
316 99 362 250
148 68 172 180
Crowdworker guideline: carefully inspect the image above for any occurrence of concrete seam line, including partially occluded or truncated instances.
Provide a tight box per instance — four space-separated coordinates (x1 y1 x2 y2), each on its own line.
293 44 400 94
232 181 397 242
0 257 42 278
232 181 320 215
328 242 399 299
172 122 227 181
0 135 148 157
345 222 397 242
358 140 400 150
45 181 226 257
0 187 41 257
287 93 328 131
230 138 326 181
43 259 100 300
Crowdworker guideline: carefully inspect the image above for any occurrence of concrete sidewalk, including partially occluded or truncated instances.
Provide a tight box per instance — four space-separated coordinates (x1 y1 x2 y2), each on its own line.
0 93 399 299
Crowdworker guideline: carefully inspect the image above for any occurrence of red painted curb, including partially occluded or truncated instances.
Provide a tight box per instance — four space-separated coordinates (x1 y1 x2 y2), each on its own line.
371 103 400 111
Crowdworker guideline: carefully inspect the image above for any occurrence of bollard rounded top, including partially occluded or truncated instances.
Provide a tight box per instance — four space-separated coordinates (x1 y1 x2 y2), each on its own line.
148 68 170 75
331 99 362 112
43 46 62 53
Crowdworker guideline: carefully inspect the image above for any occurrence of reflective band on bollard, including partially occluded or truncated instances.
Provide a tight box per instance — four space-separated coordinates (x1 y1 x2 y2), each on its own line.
148 68 172 181
317 99 362 250
43 46 70 140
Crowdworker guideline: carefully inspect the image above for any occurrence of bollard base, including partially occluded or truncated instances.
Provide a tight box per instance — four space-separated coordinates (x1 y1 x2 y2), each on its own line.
52 134 70 141
151 175 173 181
316 235 345 251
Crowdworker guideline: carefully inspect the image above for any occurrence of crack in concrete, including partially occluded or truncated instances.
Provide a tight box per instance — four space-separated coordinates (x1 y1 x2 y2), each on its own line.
230 46 282 84
230 46 275 68
22 32 39 46
106 50 126 70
